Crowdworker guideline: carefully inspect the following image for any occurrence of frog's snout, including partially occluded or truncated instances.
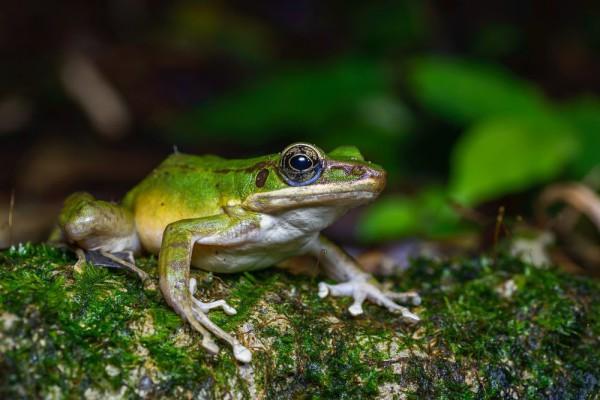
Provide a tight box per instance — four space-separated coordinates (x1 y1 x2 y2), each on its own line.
328 160 387 194
362 164 387 194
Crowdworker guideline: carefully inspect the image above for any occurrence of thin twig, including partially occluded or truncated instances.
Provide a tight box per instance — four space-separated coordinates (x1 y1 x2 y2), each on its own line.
492 206 505 265
538 182 600 273
538 183 600 230
449 199 490 225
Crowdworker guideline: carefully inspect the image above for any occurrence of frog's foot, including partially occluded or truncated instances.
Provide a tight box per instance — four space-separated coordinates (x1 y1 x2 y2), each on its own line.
188 278 251 363
189 278 237 315
81 249 154 289
318 276 420 322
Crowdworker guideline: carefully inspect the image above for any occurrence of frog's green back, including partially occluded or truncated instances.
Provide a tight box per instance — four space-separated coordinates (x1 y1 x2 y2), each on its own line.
124 153 278 209
122 152 280 252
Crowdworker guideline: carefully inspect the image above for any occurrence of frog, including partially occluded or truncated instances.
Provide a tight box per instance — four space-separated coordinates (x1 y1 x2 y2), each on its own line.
56 143 420 363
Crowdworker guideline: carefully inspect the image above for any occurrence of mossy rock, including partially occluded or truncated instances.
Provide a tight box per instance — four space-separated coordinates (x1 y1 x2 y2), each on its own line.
1 243 599 399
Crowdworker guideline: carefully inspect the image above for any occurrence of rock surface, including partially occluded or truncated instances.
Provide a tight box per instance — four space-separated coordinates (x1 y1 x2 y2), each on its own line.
1 244 599 399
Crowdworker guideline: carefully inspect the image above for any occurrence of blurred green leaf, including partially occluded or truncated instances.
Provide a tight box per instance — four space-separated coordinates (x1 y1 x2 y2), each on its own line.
408 57 548 124
560 96 600 177
450 116 578 205
357 189 466 242
356 95 414 134
170 60 392 141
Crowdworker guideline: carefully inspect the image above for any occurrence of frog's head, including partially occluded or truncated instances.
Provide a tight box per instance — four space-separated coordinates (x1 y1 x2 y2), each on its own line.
242 143 386 213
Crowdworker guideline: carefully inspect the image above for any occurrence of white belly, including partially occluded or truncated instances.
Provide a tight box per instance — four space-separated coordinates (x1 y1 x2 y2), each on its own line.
190 207 340 273
191 243 302 273
190 233 317 273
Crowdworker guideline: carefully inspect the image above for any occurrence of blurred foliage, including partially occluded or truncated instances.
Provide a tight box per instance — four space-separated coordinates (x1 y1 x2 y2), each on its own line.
165 49 598 241
358 57 599 241
560 97 600 177
408 57 549 125
164 48 600 242
450 116 578 205
2 0 600 244
405 57 598 206
170 60 393 138
357 188 464 242
169 59 412 177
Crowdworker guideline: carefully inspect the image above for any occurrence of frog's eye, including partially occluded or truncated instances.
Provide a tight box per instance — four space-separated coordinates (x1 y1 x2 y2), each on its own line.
279 143 324 186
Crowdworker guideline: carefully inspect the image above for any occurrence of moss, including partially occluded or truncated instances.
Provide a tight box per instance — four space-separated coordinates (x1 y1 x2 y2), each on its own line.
1 243 599 398
398 256 600 398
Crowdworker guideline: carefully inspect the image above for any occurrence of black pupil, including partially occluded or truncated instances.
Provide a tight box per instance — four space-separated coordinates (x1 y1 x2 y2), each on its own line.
290 154 312 171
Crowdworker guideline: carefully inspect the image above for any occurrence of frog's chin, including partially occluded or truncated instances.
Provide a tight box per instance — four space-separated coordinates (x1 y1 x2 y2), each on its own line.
242 179 382 213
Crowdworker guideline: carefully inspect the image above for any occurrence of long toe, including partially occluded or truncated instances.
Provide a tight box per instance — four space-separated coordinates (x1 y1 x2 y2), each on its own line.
384 290 421 305
233 343 252 363
401 309 421 323
317 278 421 321
318 282 330 298
202 336 220 354
190 278 238 315
348 289 367 316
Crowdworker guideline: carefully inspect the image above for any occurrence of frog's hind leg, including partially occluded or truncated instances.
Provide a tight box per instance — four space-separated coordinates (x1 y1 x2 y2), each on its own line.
59 192 141 253
188 278 251 362
158 215 255 363
58 192 147 281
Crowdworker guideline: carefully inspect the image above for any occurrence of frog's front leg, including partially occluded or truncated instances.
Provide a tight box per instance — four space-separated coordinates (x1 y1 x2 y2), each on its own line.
309 236 420 322
159 216 254 363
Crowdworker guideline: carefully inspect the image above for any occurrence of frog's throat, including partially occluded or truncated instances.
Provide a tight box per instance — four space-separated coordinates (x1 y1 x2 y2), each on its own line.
242 179 383 213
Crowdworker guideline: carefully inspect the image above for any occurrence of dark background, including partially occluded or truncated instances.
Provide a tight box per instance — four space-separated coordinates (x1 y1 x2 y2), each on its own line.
1 0 599 253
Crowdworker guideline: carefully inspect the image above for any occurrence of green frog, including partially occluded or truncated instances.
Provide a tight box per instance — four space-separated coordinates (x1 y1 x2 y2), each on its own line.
57 143 420 363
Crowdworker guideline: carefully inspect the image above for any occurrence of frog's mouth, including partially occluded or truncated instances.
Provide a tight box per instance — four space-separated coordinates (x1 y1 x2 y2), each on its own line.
243 176 385 213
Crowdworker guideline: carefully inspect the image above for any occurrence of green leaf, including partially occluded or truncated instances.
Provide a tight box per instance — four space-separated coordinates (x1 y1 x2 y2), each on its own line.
169 60 391 141
560 96 600 177
357 189 467 242
408 56 548 124
450 116 578 205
